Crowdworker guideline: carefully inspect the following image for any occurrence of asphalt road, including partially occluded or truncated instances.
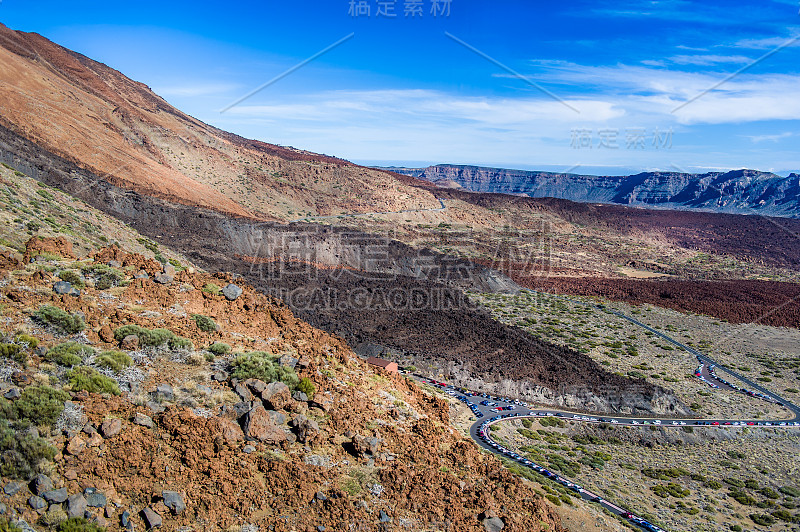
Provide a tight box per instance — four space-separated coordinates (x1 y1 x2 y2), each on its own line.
520 288 800 420
414 376 799 532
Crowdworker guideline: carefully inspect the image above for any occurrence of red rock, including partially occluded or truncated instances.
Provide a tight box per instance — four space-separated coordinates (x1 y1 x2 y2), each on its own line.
243 405 286 444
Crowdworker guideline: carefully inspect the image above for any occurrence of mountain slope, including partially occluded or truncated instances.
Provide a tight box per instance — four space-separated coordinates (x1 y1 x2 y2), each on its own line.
395 164 800 218
0 23 439 220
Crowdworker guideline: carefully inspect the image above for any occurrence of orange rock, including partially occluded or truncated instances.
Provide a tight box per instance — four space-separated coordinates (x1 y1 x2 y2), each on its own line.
23 236 76 263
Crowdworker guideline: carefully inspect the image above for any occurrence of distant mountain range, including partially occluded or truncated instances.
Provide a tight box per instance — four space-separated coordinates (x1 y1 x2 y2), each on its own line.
386 165 800 218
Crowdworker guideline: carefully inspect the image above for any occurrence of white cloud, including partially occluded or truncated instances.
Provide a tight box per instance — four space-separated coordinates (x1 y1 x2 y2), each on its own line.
668 54 753 65
746 132 794 143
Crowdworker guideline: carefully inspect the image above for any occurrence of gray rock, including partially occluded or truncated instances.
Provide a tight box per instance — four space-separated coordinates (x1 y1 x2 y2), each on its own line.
243 445 256 454
152 384 174 401
222 283 243 301
120 510 131 528
244 379 267 394
107 260 122 268
234 383 253 402
82 423 97 435
66 494 87 518
315 492 327 502
196 385 213 395
232 401 252 418
0 502 6 514
3 388 20 400
278 355 298 369
30 474 52 496
3 481 24 497
141 507 162 528
84 488 106 508
162 263 176 277
212 371 228 382
100 418 122 438
135 270 149 279
379 510 391 523
133 413 154 428
53 281 73 295
266 410 286 426
291 391 308 402
483 517 505 532
27 496 46 511
34 346 47 357
153 273 173 285
42 487 68 504
146 401 166 414
318 527 326 532
162 491 185 515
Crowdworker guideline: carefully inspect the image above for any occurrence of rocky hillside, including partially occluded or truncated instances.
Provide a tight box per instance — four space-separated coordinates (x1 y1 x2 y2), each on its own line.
0 23 438 220
396 165 800 218
0 231 565 531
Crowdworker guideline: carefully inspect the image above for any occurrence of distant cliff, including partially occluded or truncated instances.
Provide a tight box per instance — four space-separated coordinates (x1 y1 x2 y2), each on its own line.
390 165 800 218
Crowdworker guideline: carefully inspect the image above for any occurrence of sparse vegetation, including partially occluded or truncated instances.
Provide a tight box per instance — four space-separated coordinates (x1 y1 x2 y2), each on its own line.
56 518 106 532
297 377 316 397
45 342 94 367
191 314 218 333
207 342 231 355
67 366 121 395
0 420 57 480
230 351 299 387
202 283 221 295
57 269 84 288
2 385 69 426
113 324 192 350
33 305 85 334
94 350 132 372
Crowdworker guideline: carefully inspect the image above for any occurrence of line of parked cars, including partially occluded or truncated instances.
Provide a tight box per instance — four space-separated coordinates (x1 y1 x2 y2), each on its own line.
706 363 784 406
476 415 664 532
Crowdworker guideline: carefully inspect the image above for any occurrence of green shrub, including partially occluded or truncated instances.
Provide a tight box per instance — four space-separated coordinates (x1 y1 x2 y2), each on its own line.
13 386 69 426
33 305 85 334
297 377 316 397
0 420 57 480
201 283 221 295
704 480 722 490
15 334 39 349
0 343 24 363
208 342 231 356
780 486 800 497
113 325 191 350
729 489 758 506
651 483 690 498
94 351 132 373
55 517 106 532
771 509 796 522
67 367 120 395
730 525 742 532
749 513 776 526
45 342 94 367
230 352 298 387
80 264 123 290
191 314 218 333
57 270 84 288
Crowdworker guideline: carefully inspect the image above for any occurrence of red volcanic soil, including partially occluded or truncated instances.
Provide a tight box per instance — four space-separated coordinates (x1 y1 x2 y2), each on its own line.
436 190 800 269
518 275 800 328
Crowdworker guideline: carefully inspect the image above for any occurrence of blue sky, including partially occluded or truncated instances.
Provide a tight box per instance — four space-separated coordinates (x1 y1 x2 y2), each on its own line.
2 0 799 174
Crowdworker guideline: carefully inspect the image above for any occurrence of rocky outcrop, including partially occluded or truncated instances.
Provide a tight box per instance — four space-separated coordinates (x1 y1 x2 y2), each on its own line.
400 164 800 218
